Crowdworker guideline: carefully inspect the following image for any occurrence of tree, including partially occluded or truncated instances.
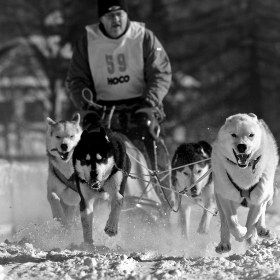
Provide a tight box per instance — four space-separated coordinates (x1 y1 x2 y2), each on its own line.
0 0 97 119
162 0 280 145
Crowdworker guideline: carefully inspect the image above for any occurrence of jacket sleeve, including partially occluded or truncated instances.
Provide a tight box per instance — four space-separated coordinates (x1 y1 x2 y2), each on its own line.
66 34 96 110
142 28 172 107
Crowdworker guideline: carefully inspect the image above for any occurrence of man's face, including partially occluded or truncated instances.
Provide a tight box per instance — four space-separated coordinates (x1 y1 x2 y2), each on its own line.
100 10 128 38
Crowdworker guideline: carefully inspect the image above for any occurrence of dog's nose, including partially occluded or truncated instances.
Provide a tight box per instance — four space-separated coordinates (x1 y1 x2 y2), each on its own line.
61 143 68 151
190 186 197 197
237 144 247 153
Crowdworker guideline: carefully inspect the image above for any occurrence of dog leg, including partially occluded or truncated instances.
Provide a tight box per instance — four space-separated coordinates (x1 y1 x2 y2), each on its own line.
104 192 124 236
80 208 94 243
215 193 231 253
61 201 78 227
80 200 95 244
197 198 216 234
60 187 81 206
244 202 267 240
47 191 67 226
103 171 124 236
179 206 191 239
79 185 96 244
246 227 258 247
256 210 271 238
246 205 267 246
216 193 246 241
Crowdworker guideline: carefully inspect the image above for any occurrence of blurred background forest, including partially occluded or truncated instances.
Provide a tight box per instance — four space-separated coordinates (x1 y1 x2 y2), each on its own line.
0 0 280 160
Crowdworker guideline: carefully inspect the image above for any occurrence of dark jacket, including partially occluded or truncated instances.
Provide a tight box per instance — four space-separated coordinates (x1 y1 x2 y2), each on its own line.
66 21 172 110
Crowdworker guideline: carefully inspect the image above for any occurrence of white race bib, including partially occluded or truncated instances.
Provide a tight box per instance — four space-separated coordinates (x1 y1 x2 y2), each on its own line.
86 21 145 101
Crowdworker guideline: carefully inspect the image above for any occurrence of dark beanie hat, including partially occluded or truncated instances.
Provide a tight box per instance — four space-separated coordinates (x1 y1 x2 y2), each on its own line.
98 0 128 18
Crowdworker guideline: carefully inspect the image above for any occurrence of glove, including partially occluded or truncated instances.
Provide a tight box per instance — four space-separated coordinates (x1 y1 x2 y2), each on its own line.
142 97 165 122
141 96 158 108
156 104 166 123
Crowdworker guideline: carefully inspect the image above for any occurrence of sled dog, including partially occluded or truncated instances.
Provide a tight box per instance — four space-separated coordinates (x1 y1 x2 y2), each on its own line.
212 113 279 253
172 141 216 238
46 113 82 227
73 127 131 243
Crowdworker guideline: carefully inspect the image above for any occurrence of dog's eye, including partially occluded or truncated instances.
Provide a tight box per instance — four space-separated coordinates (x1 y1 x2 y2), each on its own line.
197 170 202 174
70 135 74 139
249 133 255 138
56 136 61 139
183 172 189 176
231 133 237 138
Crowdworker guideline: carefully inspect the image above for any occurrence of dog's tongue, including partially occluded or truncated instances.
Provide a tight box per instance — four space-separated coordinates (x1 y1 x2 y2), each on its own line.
236 154 249 165
60 152 69 161
89 181 100 189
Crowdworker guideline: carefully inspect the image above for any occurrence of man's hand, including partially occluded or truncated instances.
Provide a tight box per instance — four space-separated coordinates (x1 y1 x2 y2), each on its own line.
138 97 165 123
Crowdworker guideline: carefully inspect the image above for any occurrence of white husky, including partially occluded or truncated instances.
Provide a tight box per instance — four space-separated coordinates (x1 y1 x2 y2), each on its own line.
212 113 279 253
46 113 82 227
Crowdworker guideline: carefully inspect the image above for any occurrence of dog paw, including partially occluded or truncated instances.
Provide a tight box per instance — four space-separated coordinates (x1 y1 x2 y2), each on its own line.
235 236 246 242
257 226 271 238
197 227 207 234
246 229 258 246
104 225 118 236
233 225 247 241
246 236 258 247
239 225 247 236
80 241 95 251
80 242 111 253
215 243 231 254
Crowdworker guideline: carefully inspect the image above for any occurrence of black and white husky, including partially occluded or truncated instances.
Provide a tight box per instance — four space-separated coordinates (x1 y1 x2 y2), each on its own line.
172 141 217 238
73 127 131 244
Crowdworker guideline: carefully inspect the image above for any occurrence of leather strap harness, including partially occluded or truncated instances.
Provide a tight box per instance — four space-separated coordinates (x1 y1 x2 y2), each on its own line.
226 155 261 207
226 171 259 207
52 165 78 193
225 155 261 207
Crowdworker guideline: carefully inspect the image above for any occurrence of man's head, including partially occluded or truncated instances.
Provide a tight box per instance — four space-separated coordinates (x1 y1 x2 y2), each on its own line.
98 0 128 38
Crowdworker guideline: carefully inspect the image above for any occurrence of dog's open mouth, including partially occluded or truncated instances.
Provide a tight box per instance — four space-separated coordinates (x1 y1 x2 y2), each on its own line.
57 149 73 161
233 149 252 168
88 181 101 190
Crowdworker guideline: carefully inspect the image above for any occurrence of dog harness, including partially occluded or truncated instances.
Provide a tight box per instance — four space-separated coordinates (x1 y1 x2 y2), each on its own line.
226 172 259 207
47 151 78 192
52 165 78 193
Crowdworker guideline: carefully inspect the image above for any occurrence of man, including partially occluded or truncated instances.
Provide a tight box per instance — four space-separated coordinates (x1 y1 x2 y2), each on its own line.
66 0 172 170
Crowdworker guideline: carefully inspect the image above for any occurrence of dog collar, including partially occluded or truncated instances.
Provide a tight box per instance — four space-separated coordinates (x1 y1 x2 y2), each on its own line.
226 172 259 199
226 155 261 174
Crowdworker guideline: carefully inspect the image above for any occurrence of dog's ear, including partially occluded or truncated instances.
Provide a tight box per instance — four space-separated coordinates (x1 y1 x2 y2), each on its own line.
46 117 56 126
248 113 258 120
100 126 110 143
72 113 81 125
198 141 212 157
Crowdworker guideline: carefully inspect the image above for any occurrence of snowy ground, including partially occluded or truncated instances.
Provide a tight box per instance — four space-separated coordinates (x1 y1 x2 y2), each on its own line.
0 160 279 279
